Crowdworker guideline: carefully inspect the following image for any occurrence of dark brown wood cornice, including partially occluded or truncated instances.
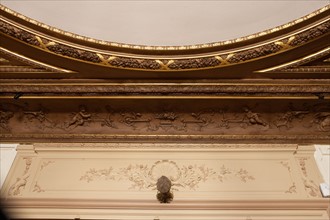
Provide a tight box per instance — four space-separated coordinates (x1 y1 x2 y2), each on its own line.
0 81 330 99
0 5 329 144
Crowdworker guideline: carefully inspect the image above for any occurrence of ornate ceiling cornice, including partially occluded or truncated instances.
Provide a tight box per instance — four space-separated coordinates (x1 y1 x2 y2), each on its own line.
0 5 329 143
0 4 329 76
1 4 329 52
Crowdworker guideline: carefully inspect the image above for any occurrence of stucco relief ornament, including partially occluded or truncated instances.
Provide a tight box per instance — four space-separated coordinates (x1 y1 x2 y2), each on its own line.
80 160 255 191
99 105 117 128
150 112 186 131
120 112 152 130
274 110 308 129
303 179 320 197
80 168 114 183
279 161 297 194
219 107 268 129
33 182 45 193
311 112 330 132
8 157 32 196
0 110 14 131
181 112 213 131
66 105 92 129
285 183 297 194
30 160 55 193
23 107 62 131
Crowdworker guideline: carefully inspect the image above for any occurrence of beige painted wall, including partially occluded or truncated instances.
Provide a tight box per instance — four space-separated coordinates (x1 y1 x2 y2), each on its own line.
1 143 329 219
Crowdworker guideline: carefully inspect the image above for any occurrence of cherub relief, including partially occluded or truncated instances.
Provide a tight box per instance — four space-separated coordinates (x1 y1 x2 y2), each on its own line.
0 110 14 131
243 107 268 127
67 105 91 129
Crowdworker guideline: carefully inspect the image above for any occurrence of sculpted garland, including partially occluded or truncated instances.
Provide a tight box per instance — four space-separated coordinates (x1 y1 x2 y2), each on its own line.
79 160 255 191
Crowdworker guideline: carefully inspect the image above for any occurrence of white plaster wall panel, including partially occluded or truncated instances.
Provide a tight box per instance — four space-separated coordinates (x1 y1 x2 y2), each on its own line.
0 143 17 188
315 145 330 184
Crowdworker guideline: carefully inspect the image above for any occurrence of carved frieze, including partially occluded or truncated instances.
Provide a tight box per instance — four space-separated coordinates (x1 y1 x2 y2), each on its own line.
0 100 329 142
0 109 14 131
219 107 268 129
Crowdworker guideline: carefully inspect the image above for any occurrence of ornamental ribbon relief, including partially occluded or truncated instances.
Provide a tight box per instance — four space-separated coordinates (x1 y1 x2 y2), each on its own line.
0 101 329 136
80 160 255 191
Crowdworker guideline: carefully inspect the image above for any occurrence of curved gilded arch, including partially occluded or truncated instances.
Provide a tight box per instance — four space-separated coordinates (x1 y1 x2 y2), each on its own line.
0 4 329 75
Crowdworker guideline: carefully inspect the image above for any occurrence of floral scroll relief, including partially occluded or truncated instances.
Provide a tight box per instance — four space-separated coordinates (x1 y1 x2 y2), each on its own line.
80 160 255 191
8 157 32 196
80 167 115 183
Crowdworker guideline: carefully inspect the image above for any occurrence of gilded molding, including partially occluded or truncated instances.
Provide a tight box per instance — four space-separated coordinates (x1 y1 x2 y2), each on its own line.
33 143 298 151
257 47 330 73
0 7 329 71
0 47 74 73
1 4 328 51
1 133 329 143
1 84 330 94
